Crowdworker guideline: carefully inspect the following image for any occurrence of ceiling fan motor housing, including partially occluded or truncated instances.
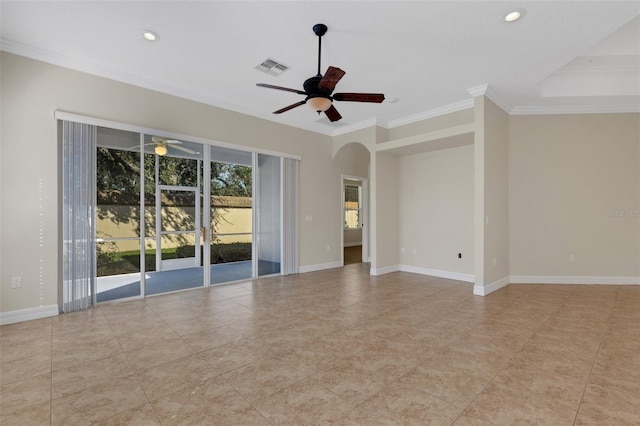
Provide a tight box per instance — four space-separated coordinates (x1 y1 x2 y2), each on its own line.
303 75 332 100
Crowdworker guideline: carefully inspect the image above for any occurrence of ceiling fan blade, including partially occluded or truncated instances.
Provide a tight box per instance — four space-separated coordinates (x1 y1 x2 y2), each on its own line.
318 66 346 92
333 93 385 103
257 83 306 95
324 105 342 122
273 100 307 114
170 144 198 155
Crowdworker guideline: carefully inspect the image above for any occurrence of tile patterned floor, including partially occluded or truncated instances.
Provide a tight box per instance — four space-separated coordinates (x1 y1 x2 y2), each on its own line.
1 264 639 425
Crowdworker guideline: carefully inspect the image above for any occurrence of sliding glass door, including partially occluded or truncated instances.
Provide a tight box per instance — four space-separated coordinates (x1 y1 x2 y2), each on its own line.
93 125 290 303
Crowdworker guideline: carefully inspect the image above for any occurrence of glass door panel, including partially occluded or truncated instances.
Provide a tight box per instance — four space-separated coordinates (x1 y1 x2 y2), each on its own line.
144 136 205 294
95 127 142 302
209 146 253 284
257 154 281 276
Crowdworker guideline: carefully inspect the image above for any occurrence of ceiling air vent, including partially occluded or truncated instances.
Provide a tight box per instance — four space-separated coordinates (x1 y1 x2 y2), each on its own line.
255 58 289 76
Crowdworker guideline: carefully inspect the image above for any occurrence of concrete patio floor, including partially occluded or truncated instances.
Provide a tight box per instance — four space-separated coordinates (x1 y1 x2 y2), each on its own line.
97 261 261 302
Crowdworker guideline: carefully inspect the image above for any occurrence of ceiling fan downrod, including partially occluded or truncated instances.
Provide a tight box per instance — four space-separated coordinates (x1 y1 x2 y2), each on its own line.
313 23 328 77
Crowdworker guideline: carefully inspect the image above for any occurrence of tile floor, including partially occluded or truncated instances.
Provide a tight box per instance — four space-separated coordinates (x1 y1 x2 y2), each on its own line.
1 264 639 425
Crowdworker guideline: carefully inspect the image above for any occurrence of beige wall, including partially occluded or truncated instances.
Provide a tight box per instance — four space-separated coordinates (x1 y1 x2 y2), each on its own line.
344 230 362 246
0 52 343 313
509 113 640 279
477 97 510 290
333 126 376 158
398 144 474 275
373 152 399 270
387 108 474 141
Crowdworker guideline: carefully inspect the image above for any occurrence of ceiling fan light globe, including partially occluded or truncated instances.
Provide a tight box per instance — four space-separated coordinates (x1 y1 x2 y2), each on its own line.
308 97 332 112
155 144 167 156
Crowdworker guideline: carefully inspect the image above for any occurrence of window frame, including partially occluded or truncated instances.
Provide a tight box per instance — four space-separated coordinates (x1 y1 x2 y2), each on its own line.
344 184 362 230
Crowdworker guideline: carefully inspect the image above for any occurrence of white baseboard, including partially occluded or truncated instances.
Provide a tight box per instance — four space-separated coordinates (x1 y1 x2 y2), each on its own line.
370 265 400 276
474 276 509 296
399 265 474 283
510 275 640 285
343 242 363 248
299 261 343 274
0 304 59 325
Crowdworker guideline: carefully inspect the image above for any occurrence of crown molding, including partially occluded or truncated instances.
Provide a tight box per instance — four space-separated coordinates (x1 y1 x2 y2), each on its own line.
384 99 474 129
553 65 640 75
510 104 640 115
467 84 513 114
467 84 489 98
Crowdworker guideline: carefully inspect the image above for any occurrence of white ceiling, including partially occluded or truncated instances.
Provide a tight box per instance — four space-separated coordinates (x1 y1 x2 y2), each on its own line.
2 1 639 136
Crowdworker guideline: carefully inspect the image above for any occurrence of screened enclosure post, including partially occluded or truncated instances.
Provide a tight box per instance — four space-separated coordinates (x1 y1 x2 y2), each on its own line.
139 133 146 297
251 152 259 278
203 148 211 286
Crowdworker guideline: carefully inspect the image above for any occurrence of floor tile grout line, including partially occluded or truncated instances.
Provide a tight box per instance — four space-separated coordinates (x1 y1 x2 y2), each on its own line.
52 313 134 419
94 305 157 424
570 285 621 426
220 369 275 425
453 306 559 426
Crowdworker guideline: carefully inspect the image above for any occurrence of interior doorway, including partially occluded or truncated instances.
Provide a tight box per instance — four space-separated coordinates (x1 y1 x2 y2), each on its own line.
342 175 369 265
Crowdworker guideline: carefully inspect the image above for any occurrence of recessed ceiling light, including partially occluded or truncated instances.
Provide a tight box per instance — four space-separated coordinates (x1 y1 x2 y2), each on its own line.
504 9 526 22
143 30 159 41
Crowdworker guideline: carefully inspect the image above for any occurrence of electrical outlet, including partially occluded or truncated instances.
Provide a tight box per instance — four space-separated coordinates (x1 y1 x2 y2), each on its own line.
458 253 462 259
11 276 21 289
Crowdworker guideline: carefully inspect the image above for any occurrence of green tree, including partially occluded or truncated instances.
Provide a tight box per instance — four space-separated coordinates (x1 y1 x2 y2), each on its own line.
211 162 252 196
97 147 253 196
97 147 252 230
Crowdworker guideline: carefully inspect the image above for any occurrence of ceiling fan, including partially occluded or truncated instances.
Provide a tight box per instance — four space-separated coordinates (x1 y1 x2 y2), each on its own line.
144 137 198 156
256 23 385 122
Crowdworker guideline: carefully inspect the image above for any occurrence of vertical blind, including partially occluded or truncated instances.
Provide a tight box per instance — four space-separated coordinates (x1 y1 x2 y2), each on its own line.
61 121 96 312
282 158 299 275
